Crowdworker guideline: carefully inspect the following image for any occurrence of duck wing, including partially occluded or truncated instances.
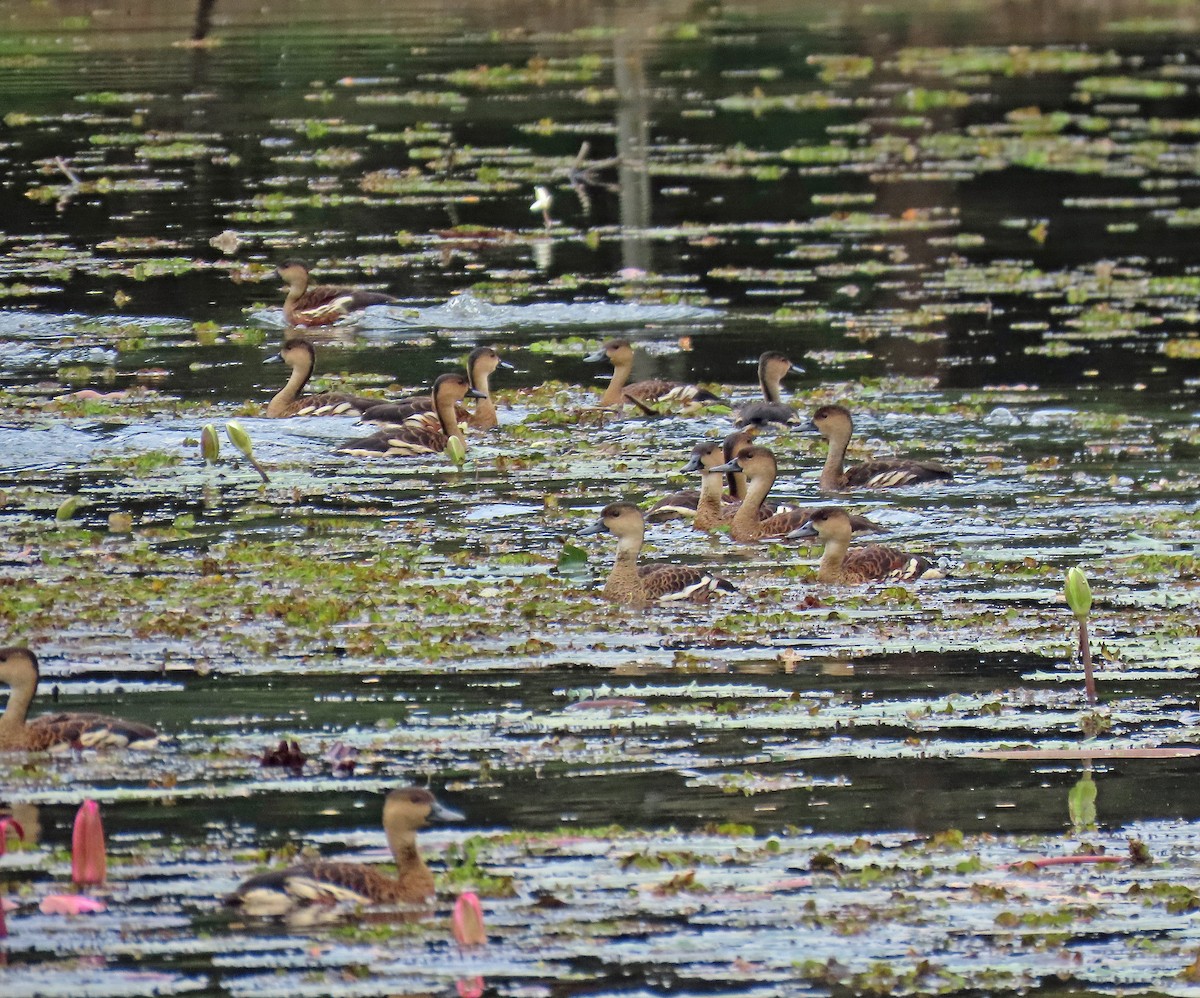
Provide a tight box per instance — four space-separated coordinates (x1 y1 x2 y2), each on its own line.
289 286 399 326
843 545 940 583
843 460 953 489
358 397 433 424
625 380 729 406
28 712 160 751
285 392 383 417
228 859 434 914
637 565 736 602
732 401 801 428
336 412 447 456
359 399 471 428
646 489 700 522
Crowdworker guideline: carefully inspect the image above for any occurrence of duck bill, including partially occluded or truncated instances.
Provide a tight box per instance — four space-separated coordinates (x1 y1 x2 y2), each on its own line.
496 360 515 370
710 459 741 474
787 522 818 541
578 520 606 536
806 420 820 434
680 456 704 473
466 388 488 399
71 799 107 887
583 348 607 363
429 800 467 824
263 352 284 365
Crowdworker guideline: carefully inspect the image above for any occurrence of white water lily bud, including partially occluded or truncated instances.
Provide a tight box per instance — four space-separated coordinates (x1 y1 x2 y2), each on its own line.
225 420 254 458
200 424 220 463
1065 566 1091 620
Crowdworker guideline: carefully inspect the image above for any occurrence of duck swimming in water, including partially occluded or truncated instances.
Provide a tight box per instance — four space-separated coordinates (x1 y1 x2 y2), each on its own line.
226 787 464 916
732 351 803 428
580 501 736 606
646 430 765 523
788 507 943 584
584 338 728 410
358 346 513 431
277 259 399 327
336 372 484 457
711 445 884 543
0 647 161 752
811 404 953 490
265 338 388 418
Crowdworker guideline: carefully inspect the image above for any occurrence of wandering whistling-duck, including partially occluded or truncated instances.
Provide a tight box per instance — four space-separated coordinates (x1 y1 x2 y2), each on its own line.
265 338 387 418
580 501 736 605
584 339 728 410
226 787 464 915
0 647 161 752
277 259 398 327
336 373 484 457
811 404 953 490
711 445 884 543
733 351 803 428
788 507 943 584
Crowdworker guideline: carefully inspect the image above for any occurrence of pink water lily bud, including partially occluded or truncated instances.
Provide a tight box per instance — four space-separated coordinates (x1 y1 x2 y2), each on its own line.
0 817 25 855
40 894 107 915
455 977 484 998
71 800 107 887
452 891 486 947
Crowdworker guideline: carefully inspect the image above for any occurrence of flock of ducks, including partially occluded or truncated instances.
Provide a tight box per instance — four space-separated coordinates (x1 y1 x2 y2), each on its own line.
0 260 957 915
260 261 955 604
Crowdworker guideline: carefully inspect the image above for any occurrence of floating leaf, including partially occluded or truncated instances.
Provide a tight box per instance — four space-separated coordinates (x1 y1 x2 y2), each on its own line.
55 496 84 522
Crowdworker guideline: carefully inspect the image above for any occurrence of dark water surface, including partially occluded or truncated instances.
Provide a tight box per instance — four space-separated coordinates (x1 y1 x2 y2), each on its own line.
2 1 1200 995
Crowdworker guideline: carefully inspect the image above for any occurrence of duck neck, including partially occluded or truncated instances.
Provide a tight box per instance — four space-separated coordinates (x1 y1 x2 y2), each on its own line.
727 470 748 500
385 825 422 874
282 273 308 308
817 535 850 583
471 368 496 428
605 531 645 601
598 359 632 407
730 468 773 538
760 367 782 404
694 470 726 530
436 392 467 448
0 666 36 740
266 358 313 417
819 429 850 490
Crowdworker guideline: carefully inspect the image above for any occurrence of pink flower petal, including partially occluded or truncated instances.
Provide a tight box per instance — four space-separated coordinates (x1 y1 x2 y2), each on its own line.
72 799 107 887
40 894 107 915
451 891 486 947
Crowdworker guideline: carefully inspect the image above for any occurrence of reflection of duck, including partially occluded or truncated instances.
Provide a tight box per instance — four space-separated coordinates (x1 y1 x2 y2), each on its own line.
226 787 464 915
811 405 953 490
336 373 484 457
0 648 160 751
788 507 942 583
359 347 512 431
647 430 762 523
711 446 883 542
266 338 386 417
733 352 802 428
580 502 735 605
584 339 727 409
278 259 398 327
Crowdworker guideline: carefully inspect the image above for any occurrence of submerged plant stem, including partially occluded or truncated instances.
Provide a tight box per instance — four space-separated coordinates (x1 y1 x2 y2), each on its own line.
1080 616 1095 704
248 457 270 484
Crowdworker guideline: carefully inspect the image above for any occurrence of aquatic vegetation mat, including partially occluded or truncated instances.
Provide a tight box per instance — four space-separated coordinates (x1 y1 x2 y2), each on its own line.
0 1 1199 995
